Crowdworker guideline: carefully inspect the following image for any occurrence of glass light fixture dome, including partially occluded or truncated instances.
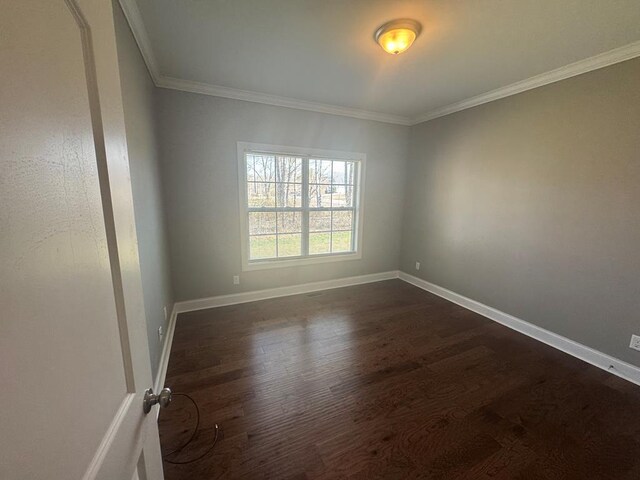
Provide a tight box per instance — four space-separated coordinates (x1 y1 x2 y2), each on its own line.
374 19 422 55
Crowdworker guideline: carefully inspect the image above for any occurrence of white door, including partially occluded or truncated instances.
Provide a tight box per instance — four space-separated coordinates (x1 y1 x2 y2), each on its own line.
0 1 164 479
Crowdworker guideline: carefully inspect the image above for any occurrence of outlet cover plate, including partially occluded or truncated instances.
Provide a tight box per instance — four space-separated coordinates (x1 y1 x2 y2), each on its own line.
630 334 640 351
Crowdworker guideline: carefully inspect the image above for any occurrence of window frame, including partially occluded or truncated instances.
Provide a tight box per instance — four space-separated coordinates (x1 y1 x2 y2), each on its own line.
238 142 365 271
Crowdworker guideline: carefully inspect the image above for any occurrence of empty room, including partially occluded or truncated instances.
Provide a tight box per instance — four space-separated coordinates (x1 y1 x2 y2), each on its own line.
3 1 640 479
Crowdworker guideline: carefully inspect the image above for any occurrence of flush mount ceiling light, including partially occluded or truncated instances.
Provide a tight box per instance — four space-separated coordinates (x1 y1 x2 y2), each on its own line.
374 19 422 55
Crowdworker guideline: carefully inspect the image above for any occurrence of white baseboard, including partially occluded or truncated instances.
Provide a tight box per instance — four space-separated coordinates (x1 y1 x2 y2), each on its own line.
153 303 177 418
398 271 640 387
174 270 400 314
163 269 640 389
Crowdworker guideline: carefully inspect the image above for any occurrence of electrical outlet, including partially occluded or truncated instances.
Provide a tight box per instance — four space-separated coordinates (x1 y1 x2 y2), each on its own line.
415 262 420 271
233 275 240 285
158 326 164 343
630 334 640 352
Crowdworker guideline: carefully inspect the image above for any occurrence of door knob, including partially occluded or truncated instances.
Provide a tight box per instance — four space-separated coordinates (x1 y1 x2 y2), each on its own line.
143 387 172 414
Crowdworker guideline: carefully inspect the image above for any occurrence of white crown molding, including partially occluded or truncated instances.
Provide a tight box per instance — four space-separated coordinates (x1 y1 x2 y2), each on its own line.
118 0 161 84
398 272 640 387
117 0 406 125
118 2 640 127
155 75 413 125
411 40 640 125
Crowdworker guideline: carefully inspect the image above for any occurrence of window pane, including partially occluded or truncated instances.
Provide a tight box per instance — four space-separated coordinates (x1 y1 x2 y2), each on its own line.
277 233 301 257
276 156 302 183
246 154 257 182
309 232 331 255
276 183 301 208
277 212 301 233
308 184 332 208
250 235 276 259
332 231 352 252
332 161 346 184
309 211 331 232
309 159 332 184
249 154 276 183
248 183 276 207
331 185 354 208
249 212 276 235
332 210 352 231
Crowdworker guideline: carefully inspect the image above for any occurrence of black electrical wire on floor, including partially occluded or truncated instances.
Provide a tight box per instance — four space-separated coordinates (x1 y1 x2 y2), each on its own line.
162 393 220 465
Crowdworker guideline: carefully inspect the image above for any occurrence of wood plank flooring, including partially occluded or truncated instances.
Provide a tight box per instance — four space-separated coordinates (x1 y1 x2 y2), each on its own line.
158 280 640 479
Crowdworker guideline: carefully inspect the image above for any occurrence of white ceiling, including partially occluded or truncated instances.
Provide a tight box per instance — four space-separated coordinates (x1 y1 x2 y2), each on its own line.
129 0 640 124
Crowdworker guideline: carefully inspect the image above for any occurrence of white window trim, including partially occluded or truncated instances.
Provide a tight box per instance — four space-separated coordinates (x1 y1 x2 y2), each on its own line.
237 141 365 271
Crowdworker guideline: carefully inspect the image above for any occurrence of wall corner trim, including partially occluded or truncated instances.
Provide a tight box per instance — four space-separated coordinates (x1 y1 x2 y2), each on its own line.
398 271 640 387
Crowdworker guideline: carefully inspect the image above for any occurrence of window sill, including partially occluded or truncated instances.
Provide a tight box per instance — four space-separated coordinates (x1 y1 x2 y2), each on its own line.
242 251 362 271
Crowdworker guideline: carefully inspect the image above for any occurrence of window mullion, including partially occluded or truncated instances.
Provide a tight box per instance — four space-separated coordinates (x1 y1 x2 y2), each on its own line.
301 156 310 256
329 161 334 253
351 163 359 251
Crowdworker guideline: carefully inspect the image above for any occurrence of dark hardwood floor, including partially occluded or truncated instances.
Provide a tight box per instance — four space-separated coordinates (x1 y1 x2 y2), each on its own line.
158 280 640 479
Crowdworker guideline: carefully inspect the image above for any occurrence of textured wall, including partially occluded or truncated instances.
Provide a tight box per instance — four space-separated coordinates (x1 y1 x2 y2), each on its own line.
401 58 640 366
155 90 410 300
114 4 174 379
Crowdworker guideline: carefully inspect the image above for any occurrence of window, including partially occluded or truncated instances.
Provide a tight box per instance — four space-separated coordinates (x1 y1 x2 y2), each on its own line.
238 142 364 270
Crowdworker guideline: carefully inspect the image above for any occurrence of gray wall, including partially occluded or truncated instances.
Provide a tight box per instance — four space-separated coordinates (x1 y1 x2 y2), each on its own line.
401 58 640 366
113 8 640 371
114 4 174 379
155 90 410 300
